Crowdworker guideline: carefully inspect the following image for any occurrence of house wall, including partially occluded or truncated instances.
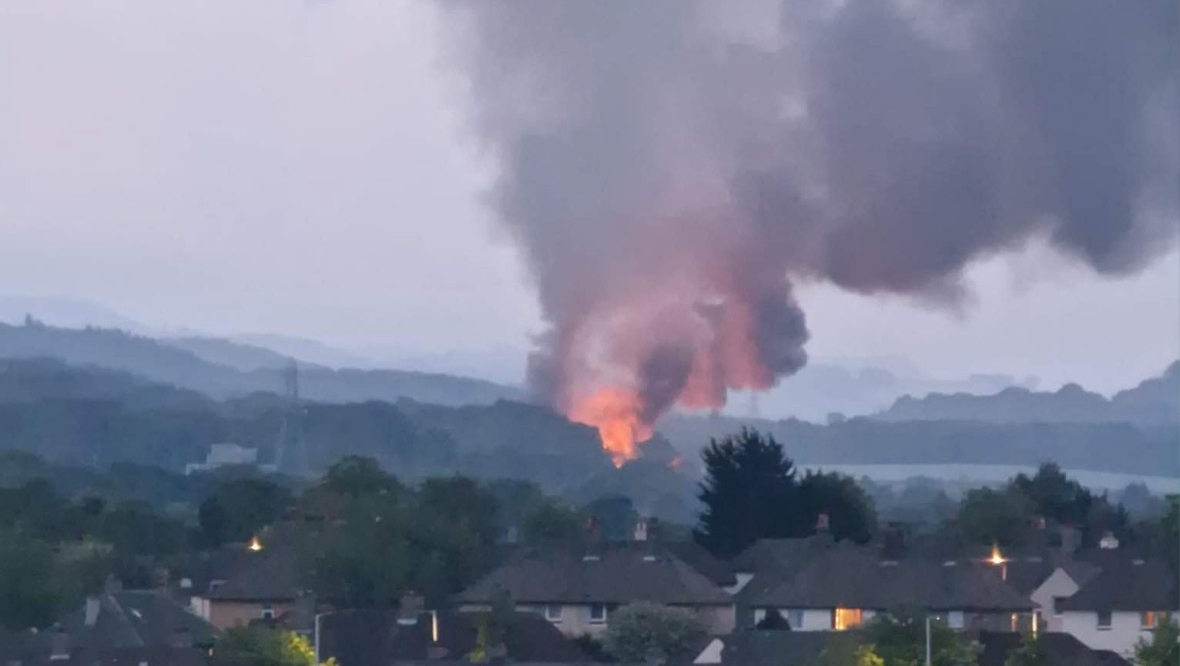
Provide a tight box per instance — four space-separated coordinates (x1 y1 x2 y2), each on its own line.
1060 610 1151 656
207 600 296 630
505 603 734 638
1030 568 1081 632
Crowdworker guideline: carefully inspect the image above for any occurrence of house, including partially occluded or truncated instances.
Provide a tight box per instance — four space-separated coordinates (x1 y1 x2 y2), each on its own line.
1056 558 1178 656
1028 558 1101 632
185 443 273 475
737 538 1035 632
315 607 587 666
193 545 307 630
454 543 736 637
58 589 218 651
0 589 216 666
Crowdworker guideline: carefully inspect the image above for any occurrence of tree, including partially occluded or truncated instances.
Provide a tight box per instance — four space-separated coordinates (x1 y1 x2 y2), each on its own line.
755 608 790 630
958 486 1031 546
695 429 800 557
1004 633 1048 666
602 603 707 663
812 634 885 666
797 471 878 543
0 532 76 630
322 456 400 497
866 610 978 666
199 478 292 546
1134 615 1179 666
212 626 328 666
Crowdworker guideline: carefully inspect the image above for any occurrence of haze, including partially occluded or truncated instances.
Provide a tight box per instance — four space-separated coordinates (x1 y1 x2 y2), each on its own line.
1 0 1176 396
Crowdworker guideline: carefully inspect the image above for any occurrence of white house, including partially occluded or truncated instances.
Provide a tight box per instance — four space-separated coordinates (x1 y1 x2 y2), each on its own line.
1056 559 1177 657
1028 560 1101 632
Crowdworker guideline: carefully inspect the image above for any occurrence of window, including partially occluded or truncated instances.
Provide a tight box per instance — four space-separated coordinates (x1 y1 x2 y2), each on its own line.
544 605 562 623
788 609 804 630
752 609 766 625
1141 611 1157 629
947 611 965 629
261 604 274 620
833 608 862 631
1052 596 1068 616
1097 611 1112 630
590 604 607 624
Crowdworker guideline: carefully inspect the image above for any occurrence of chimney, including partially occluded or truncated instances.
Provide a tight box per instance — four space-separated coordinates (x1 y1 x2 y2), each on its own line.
633 519 648 542
398 592 425 625
1059 525 1079 555
49 630 71 661
1099 531 1119 550
815 513 830 533
84 597 101 628
103 575 123 596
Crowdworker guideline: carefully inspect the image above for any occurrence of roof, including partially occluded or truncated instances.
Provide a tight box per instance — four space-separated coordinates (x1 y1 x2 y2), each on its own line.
8 647 208 666
455 544 732 606
663 541 737 587
317 609 587 666
732 538 824 575
717 631 864 666
742 543 1033 612
205 547 303 602
58 591 218 650
976 631 1130 666
1058 559 1178 611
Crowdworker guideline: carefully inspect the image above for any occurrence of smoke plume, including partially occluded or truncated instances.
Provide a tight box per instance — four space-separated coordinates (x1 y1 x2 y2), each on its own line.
435 0 1179 464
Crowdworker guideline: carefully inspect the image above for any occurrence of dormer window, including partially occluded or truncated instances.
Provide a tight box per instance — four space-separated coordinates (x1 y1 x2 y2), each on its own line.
1097 611 1112 630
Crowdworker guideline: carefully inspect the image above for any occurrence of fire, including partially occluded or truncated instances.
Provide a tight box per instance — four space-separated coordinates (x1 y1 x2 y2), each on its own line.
567 387 651 467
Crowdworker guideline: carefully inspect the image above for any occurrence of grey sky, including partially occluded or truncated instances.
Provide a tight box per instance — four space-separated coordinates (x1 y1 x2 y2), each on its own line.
1 0 1176 396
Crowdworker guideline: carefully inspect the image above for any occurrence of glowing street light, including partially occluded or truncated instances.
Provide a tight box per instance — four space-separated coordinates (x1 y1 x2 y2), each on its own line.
248 536 264 552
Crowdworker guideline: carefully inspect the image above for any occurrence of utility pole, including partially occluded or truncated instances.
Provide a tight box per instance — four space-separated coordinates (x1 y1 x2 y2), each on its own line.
925 614 932 666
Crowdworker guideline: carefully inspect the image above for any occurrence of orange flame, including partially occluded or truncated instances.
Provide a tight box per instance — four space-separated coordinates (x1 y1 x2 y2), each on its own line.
567 387 651 467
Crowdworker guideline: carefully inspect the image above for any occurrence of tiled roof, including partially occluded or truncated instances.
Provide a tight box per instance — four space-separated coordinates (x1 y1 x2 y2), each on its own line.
976 631 1130 666
1058 559 1178 611
58 591 218 649
455 544 732 606
663 541 737 587
205 547 302 602
742 542 1033 612
317 609 586 666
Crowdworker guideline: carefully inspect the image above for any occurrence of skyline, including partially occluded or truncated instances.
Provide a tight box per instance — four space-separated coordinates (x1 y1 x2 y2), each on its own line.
1 0 1177 398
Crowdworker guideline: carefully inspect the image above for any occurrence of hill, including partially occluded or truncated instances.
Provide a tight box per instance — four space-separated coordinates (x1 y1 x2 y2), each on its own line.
656 412 1179 478
0 319 523 406
872 361 1179 425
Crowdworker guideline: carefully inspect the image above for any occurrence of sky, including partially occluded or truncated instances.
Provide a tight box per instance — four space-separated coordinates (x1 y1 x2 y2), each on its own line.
1 0 1176 396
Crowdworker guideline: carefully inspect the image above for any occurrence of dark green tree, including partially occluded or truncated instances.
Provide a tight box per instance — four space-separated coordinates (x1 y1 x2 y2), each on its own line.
198 478 291 546
322 455 400 497
694 428 800 557
602 603 707 663
866 610 978 666
958 486 1032 546
1133 614 1179 666
797 471 878 543
1004 633 1048 666
212 626 326 666
0 532 76 630
755 608 790 630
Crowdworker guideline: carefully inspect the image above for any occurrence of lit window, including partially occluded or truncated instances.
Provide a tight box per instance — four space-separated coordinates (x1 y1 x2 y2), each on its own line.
788 609 804 629
833 608 862 631
1141 611 1157 629
590 604 607 624
1097 611 1112 630
947 611 964 629
544 605 562 623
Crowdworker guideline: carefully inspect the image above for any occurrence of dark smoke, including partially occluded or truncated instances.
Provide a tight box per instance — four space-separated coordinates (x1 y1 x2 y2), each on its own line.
436 0 1179 422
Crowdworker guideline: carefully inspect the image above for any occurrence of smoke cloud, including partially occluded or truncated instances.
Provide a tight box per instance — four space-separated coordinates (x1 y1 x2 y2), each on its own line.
434 0 1179 463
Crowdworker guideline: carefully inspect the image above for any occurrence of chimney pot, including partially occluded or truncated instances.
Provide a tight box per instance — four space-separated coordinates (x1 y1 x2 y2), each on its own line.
398 592 425 625
815 513 830 532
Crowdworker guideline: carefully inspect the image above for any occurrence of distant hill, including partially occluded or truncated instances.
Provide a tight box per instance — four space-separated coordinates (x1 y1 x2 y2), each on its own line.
161 335 297 371
0 320 523 407
656 412 1179 478
872 361 1179 425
